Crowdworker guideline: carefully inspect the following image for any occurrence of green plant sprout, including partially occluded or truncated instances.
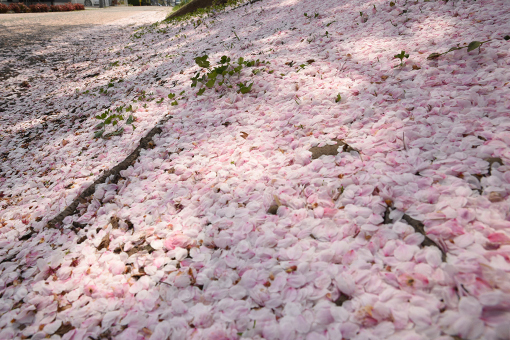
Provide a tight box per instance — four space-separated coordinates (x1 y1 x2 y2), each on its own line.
394 50 409 67
296 64 307 72
304 12 319 19
237 82 253 94
191 54 266 96
427 39 494 60
94 107 136 139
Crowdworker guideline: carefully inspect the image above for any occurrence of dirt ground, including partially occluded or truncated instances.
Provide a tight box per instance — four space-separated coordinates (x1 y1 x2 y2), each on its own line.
0 6 170 50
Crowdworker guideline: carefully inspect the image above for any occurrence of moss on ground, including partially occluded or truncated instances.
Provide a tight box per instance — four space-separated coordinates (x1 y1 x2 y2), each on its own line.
165 0 228 21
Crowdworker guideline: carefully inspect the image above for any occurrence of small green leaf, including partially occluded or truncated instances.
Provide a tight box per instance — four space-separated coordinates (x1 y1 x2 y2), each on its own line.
191 72 201 87
179 90 185 95
126 115 134 125
220 56 231 64
335 93 342 103
238 82 253 94
194 55 210 68
206 78 216 88
215 65 228 75
389 1 395 6
394 51 409 62
208 71 218 80
427 52 441 60
197 88 206 96
467 41 482 52
112 120 118 126
171 100 178 106
168 93 176 99
111 129 123 136
94 130 104 138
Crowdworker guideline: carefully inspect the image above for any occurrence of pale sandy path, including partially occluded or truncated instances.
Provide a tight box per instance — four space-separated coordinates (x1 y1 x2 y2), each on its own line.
0 6 170 82
0 6 170 50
